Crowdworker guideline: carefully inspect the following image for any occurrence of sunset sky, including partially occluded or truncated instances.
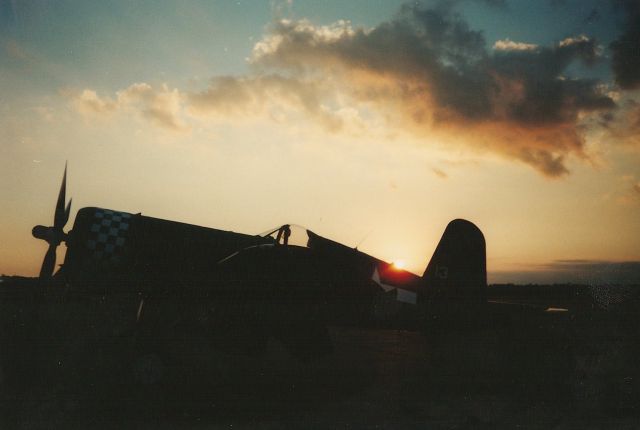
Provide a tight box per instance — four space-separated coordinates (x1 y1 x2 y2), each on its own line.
1 0 639 284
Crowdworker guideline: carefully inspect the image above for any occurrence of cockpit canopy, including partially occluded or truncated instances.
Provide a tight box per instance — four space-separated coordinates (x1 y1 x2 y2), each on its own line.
261 224 311 248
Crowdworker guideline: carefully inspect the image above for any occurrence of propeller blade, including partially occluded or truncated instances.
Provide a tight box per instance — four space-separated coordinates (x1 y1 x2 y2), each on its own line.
40 243 57 279
53 162 68 229
63 198 72 227
34 163 71 279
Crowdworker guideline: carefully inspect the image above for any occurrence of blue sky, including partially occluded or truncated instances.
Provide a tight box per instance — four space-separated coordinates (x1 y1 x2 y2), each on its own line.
0 1 623 90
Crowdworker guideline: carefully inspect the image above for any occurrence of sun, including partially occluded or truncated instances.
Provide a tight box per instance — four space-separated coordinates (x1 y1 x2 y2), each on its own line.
392 260 406 270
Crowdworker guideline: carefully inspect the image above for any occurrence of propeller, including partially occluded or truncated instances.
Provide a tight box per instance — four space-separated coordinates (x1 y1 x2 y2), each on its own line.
32 163 72 279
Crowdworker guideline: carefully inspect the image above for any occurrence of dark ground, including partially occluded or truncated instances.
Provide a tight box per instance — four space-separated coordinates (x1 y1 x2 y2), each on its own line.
3 323 640 429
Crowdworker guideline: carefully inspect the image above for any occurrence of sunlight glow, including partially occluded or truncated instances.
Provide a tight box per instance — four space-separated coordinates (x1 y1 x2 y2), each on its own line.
392 260 406 270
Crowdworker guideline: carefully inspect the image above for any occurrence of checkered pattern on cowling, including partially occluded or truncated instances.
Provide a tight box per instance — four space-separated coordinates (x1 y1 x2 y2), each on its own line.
85 208 132 264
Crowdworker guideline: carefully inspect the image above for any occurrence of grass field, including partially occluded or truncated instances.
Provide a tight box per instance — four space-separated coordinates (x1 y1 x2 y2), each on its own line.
3 322 640 429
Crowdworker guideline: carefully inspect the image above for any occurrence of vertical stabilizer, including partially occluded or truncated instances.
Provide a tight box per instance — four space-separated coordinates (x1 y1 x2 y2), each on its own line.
422 219 487 304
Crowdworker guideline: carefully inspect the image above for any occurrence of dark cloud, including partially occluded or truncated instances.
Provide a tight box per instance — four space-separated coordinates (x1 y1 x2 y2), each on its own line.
610 0 640 89
492 260 640 286
546 260 640 285
597 99 640 147
250 3 614 176
490 37 610 125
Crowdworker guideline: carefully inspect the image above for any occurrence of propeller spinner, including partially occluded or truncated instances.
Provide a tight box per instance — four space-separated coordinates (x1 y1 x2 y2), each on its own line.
32 164 72 279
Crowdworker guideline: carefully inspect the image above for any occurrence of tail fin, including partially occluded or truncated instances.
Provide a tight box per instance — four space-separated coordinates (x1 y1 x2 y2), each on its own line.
422 219 487 304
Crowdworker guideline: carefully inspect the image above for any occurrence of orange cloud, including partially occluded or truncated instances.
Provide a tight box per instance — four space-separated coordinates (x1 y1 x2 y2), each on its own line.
246 4 615 176
70 3 638 178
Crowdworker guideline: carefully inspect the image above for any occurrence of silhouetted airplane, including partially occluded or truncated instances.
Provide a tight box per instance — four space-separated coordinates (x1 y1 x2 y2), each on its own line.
0 166 497 384
2 165 624 394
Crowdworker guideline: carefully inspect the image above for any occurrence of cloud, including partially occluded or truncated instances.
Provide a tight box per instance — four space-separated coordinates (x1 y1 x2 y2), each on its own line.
610 0 640 89
431 167 448 179
558 34 592 48
75 77 350 134
74 89 117 115
68 2 628 178
545 260 640 285
613 173 640 205
188 74 352 133
118 83 189 132
73 83 189 132
248 4 615 176
492 260 640 285
493 38 538 51
597 98 640 147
